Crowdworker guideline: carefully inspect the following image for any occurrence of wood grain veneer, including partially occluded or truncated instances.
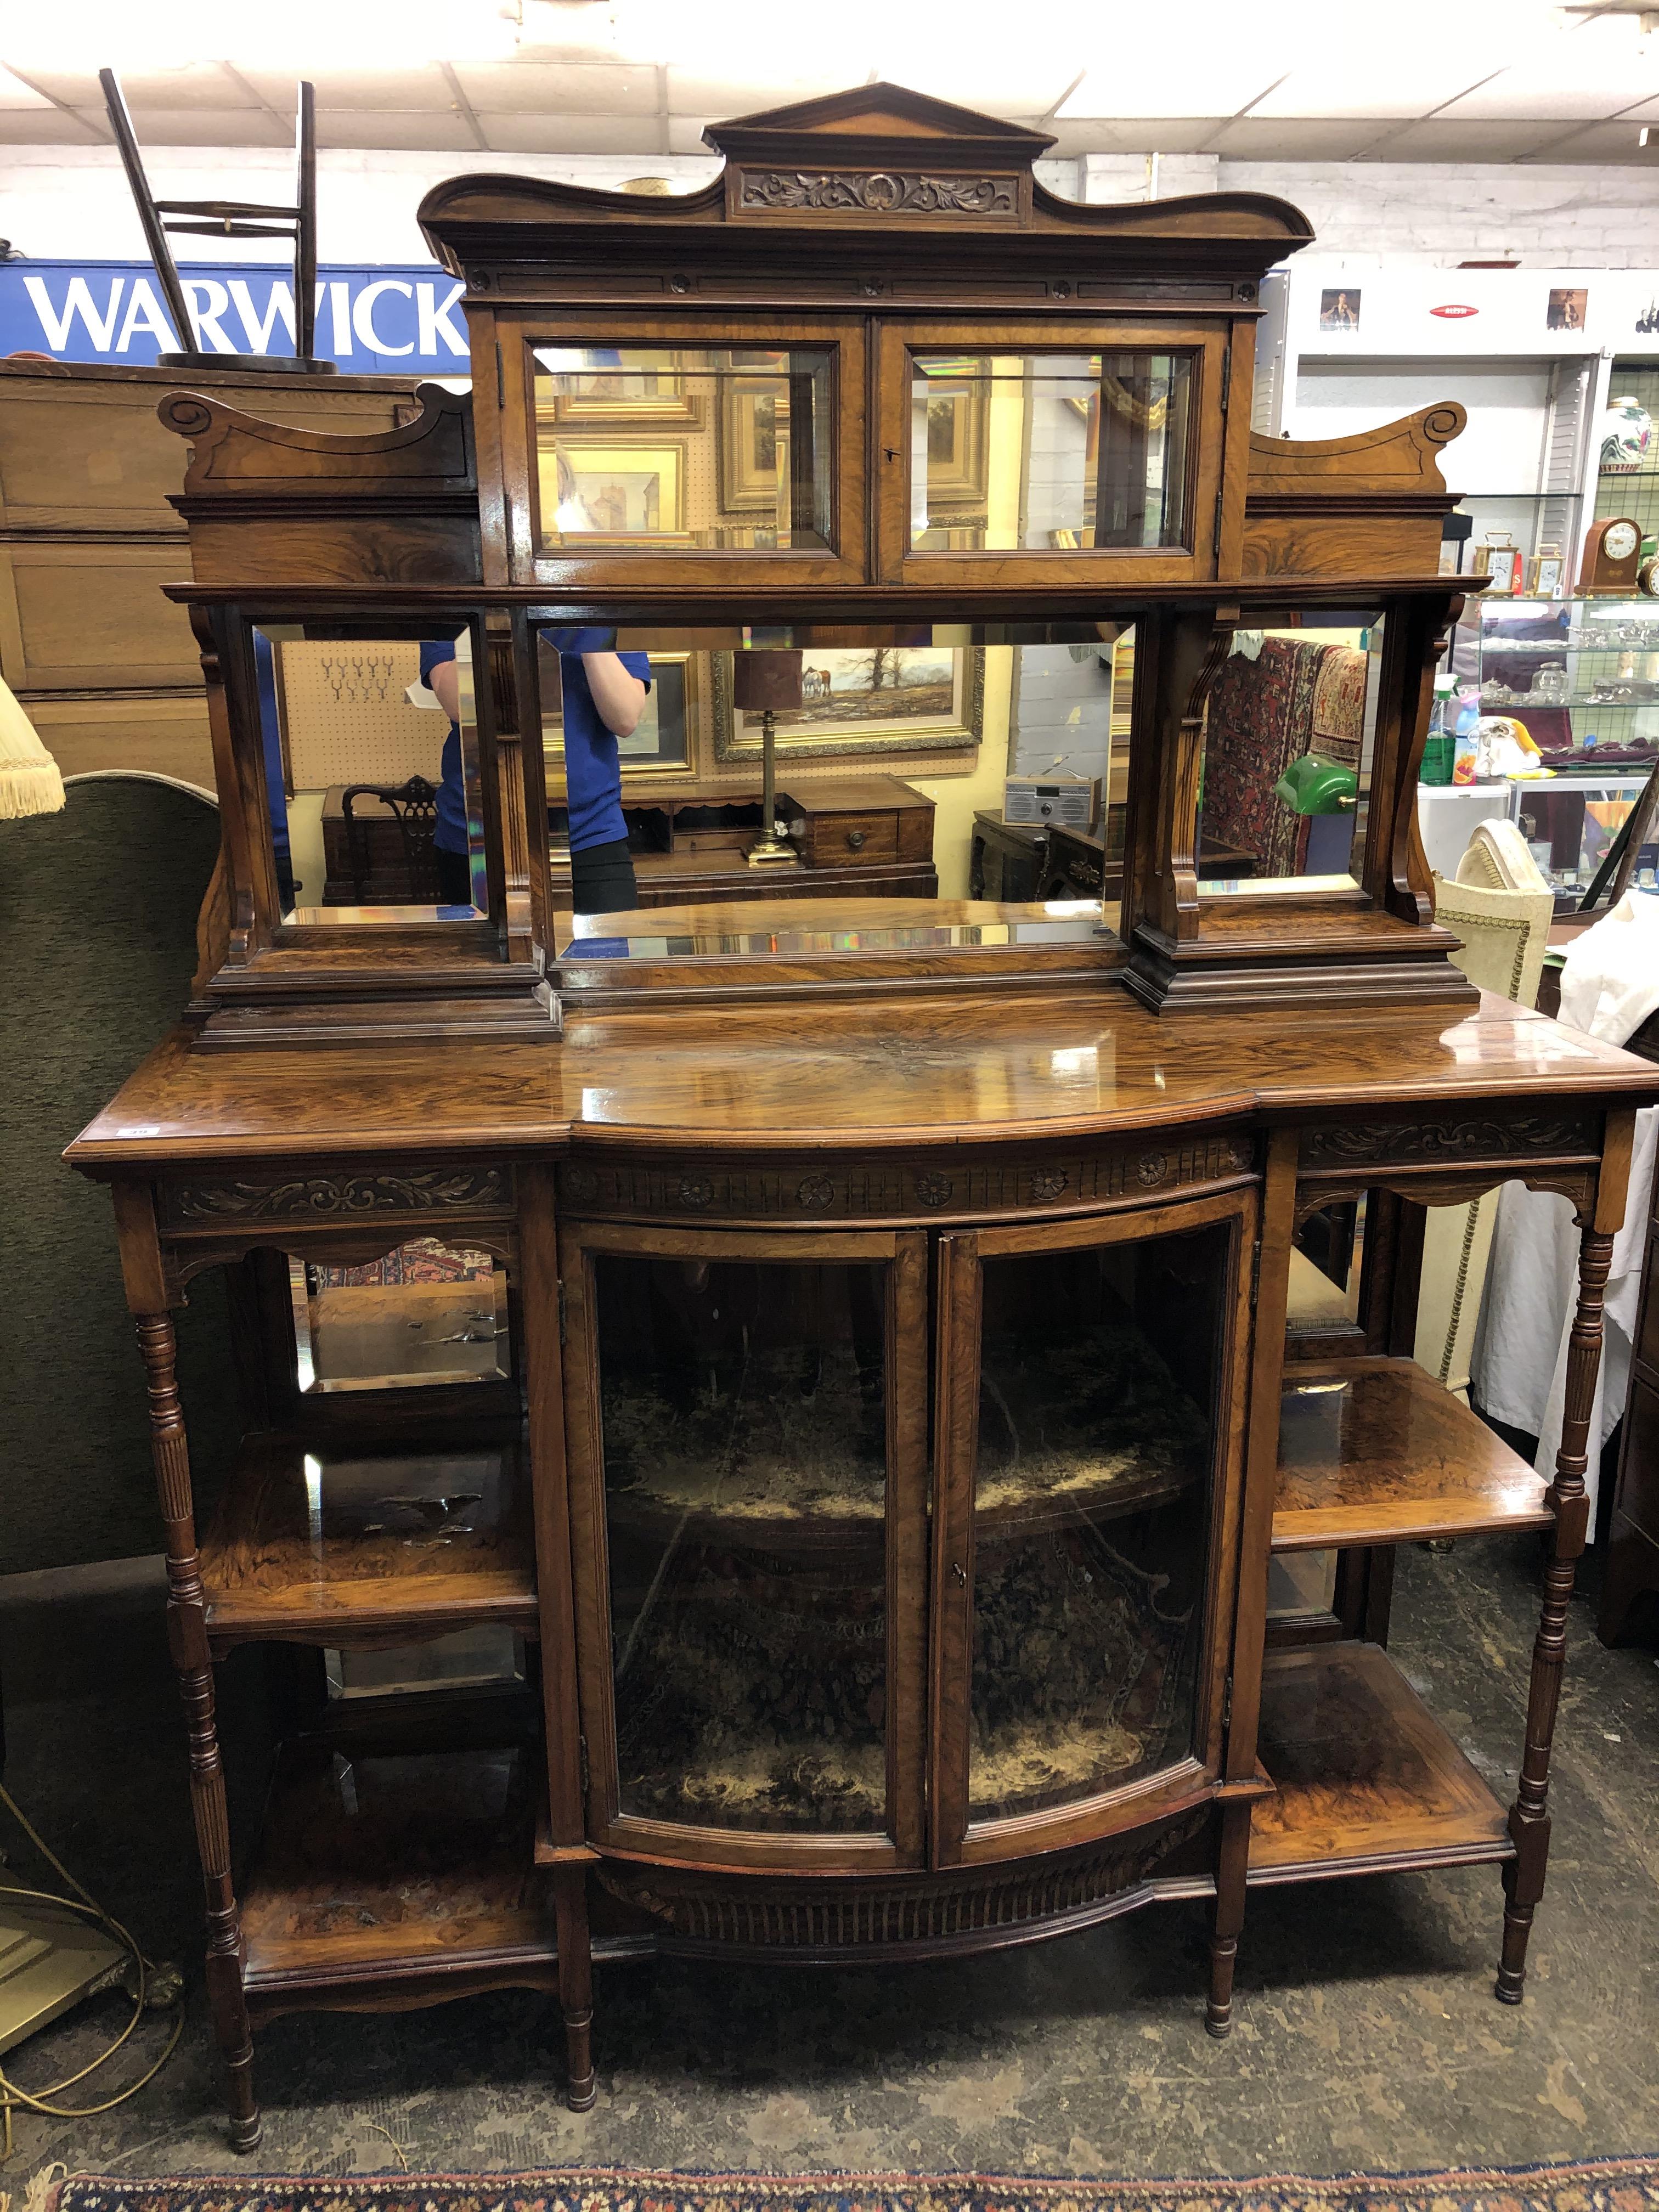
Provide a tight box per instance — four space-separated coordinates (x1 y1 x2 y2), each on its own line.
1273 1357 1553 1552
1249 1641 1511 1881
198 1429 538 1649
239 1733 557 1994
66 989 1659 1174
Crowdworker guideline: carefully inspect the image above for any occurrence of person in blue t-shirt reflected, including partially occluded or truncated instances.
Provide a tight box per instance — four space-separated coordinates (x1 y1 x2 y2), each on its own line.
420 628 650 916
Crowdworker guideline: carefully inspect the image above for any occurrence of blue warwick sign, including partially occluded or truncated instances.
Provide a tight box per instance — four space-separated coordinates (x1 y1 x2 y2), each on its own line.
0 260 471 374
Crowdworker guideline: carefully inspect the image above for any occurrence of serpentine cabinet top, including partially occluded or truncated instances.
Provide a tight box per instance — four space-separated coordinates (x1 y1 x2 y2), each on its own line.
67 989 1659 1175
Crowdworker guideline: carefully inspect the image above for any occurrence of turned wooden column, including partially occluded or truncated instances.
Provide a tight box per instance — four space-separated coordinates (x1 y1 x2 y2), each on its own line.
551 1866 596 2110
1496 1113 1634 2003
114 1185 261 2149
1206 1799 1251 2035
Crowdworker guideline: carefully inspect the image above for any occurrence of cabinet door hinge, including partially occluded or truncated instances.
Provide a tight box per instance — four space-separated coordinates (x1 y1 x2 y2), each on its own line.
1212 484 1226 560
495 342 505 407
578 1734 590 1796
1219 343 1232 416
1249 1238 1262 1311
1222 1674 1234 1732
557 1277 567 1345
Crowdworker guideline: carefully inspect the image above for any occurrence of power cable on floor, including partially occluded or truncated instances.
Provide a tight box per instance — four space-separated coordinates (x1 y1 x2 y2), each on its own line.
0 1784 184 2164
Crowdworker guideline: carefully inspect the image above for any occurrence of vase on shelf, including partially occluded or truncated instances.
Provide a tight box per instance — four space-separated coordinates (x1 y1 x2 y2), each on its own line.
1600 394 1653 475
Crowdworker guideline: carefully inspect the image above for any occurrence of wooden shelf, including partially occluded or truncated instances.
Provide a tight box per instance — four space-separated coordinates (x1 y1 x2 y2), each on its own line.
240 1729 558 2002
1272 1357 1552 1553
199 1431 538 1650
1249 1641 1512 1883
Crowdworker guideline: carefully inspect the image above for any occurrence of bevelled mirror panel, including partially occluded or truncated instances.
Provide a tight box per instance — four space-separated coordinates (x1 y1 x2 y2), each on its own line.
290 1238 510 1393
1198 612 1384 897
909 351 1193 554
256 623 488 925
533 347 834 552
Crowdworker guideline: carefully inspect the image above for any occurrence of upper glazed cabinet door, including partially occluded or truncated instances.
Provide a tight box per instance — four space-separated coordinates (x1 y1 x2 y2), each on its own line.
499 315 870 588
876 321 1234 588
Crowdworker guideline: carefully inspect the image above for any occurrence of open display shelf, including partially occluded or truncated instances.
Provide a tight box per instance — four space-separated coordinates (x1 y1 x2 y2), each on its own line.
239 1723 558 2002
199 1430 538 1649
1272 1357 1553 1552
1250 1642 1513 1882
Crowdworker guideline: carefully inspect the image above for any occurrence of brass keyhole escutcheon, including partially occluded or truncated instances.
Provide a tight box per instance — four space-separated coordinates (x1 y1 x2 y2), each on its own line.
847 829 866 851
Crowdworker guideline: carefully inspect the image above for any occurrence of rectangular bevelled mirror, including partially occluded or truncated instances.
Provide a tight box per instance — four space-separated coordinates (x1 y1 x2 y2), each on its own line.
909 351 1194 553
1198 611 1384 896
532 347 834 551
255 622 488 924
289 1237 510 1393
534 619 1133 955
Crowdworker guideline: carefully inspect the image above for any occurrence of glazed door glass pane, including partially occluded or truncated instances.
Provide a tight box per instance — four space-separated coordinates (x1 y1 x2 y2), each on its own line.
533 348 833 551
909 352 1192 552
595 1253 888 1833
969 1221 1227 1822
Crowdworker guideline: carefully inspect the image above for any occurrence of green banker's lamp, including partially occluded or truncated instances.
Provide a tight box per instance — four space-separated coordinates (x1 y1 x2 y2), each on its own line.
1273 753 1358 816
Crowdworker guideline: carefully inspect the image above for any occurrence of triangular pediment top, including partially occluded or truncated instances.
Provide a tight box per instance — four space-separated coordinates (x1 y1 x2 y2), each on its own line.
704 81 1054 164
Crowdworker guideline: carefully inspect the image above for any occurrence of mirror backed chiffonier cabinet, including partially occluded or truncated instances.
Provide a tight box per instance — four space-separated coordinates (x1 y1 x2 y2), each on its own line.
67 85 1659 2148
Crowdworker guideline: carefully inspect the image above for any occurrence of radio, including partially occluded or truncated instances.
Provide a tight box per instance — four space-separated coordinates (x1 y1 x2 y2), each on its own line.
1001 776 1098 831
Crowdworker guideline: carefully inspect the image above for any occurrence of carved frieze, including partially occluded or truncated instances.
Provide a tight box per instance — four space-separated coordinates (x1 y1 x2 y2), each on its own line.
1299 1114 1599 1173
737 168 1018 218
599 1809 1208 1948
163 1165 512 1224
556 1133 1254 1223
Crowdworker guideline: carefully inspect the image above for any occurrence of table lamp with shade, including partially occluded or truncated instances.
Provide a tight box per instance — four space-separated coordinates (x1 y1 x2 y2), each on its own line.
0 673 64 821
731 650 804 868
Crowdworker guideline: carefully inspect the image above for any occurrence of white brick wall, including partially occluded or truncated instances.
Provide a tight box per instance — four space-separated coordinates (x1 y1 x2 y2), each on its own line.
1063 152 1659 268
1009 647 1114 781
3 142 1656 272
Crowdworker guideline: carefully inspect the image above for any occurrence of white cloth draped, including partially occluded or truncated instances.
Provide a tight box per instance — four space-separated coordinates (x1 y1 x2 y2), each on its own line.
1471 889 1659 1522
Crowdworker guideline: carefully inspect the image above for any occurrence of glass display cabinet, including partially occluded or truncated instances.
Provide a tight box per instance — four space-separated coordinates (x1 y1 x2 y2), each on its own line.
67 82 1659 2150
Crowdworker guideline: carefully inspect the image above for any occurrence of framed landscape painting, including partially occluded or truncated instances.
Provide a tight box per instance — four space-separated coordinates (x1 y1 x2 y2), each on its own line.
712 645 984 762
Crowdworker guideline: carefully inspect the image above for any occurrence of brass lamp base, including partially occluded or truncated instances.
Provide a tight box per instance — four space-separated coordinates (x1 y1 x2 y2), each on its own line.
746 836 798 868
0 1886 125 2056
746 707 800 868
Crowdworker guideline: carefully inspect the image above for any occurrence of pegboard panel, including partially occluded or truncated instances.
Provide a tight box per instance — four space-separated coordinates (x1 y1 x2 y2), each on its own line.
280 640 448 792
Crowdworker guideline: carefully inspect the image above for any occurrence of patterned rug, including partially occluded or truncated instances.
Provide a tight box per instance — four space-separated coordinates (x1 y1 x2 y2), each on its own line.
41 2154 1659 2212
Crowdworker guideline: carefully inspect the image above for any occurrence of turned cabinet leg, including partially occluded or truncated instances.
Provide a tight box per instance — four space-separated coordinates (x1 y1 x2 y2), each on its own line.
1206 1800 1251 2037
552 1866 596 2110
136 1311 261 2150
1494 1227 1611 2007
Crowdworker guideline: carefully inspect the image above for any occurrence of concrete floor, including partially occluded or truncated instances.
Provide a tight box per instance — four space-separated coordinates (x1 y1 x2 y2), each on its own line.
2 1534 1656 2184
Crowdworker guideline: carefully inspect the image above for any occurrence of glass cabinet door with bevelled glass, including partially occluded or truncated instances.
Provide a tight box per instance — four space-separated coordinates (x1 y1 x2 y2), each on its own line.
503 317 870 588
876 321 1233 587
560 1226 929 1869
931 1191 1254 1868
